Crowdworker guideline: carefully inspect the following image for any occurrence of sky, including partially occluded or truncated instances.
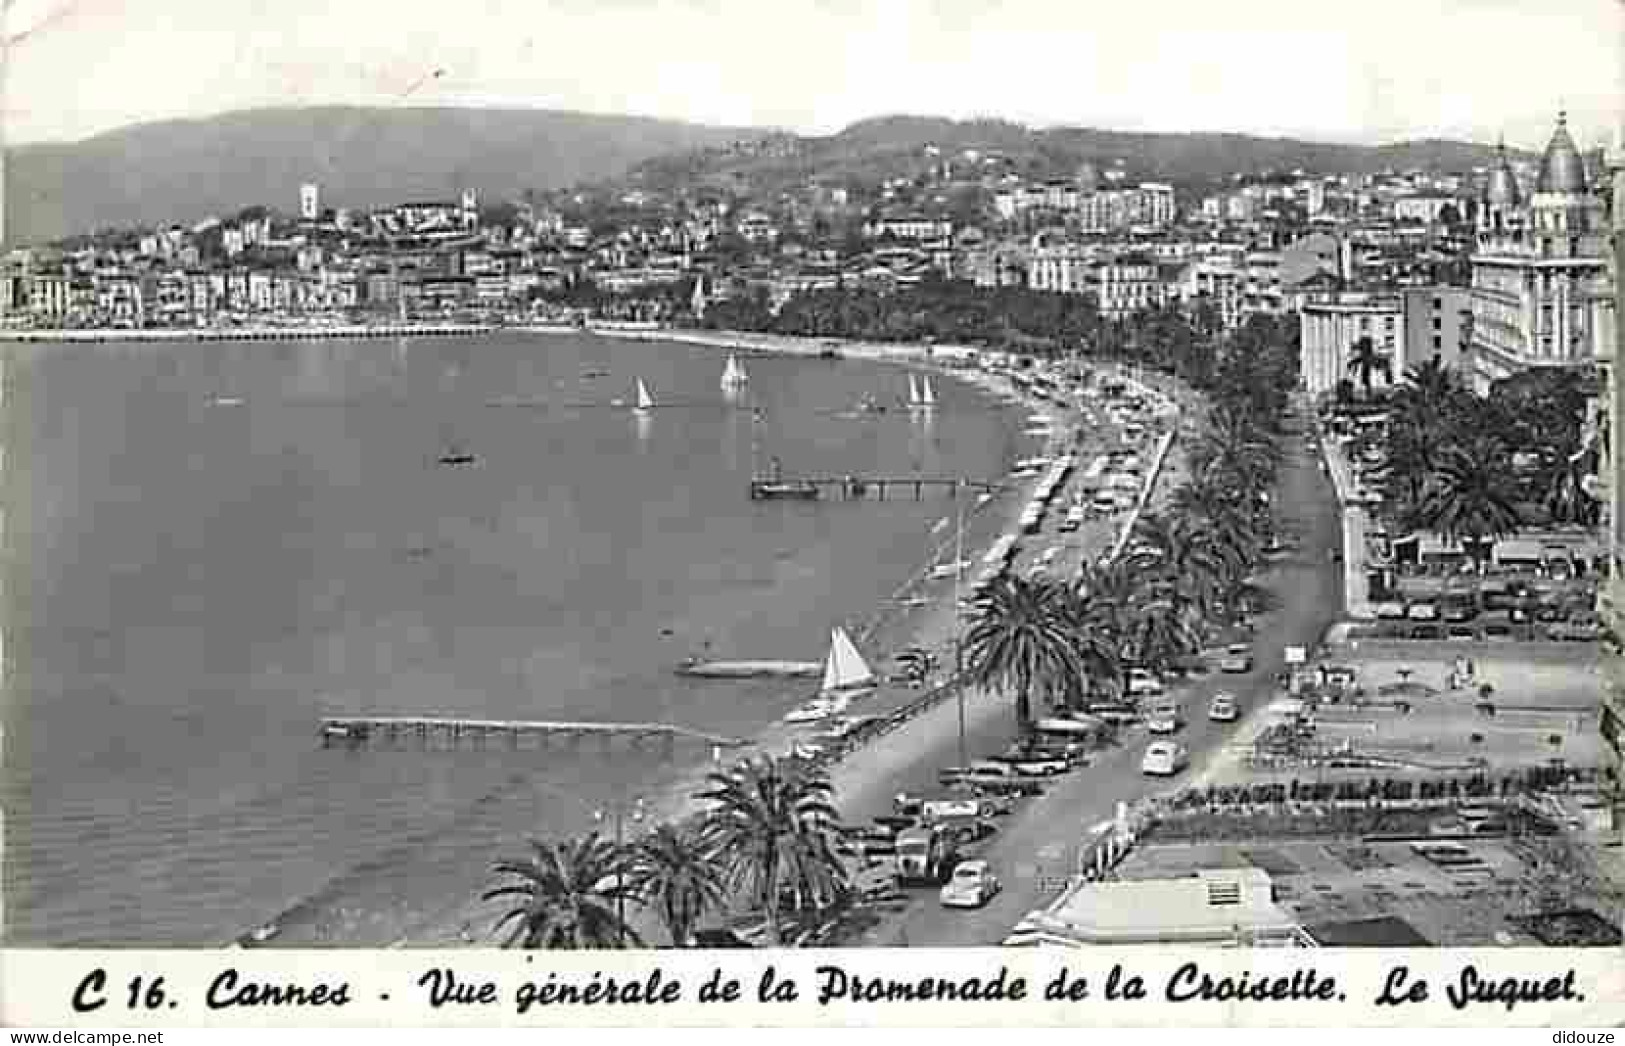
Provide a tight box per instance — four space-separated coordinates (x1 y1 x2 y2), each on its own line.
3 0 1620 151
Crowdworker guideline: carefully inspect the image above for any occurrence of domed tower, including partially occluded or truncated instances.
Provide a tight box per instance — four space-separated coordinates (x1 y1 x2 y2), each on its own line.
1529 110 1606 257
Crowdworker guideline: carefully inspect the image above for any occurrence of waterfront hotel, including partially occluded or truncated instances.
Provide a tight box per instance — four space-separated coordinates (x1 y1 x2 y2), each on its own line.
1466 113 1613 395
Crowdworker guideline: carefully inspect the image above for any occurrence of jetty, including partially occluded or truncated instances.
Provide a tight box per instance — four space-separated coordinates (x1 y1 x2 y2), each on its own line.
749 473 1005 501
318 715 748 751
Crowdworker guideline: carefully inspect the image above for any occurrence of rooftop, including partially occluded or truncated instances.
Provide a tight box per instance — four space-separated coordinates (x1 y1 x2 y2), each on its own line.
1010 867 1302 946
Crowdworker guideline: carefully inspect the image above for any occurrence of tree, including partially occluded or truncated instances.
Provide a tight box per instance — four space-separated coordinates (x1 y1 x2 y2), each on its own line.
1345 336 1391 398
1418 440 1524 567
963 574 1087 731
695 755 846 947
483 833 641 949
628 822 727 948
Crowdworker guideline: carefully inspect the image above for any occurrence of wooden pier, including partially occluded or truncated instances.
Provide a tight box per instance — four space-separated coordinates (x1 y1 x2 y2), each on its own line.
749 474 1005 501
319 715 748 752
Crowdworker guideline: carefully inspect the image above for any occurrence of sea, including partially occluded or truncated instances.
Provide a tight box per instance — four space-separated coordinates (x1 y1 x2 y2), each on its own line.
0 331 1037 945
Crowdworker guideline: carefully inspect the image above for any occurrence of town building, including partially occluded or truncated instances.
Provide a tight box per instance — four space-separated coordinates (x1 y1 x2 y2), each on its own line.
1093 258 1164 318
1466 114 1613 394
1400 285 1474 374
1601 129 1625 838
300 183 321 222
1004 868 1311 947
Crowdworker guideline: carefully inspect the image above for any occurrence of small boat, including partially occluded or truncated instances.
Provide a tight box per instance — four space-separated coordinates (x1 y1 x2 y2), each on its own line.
212 396 244 406
753 483 820 500
582 367 610 379
677 659 821 679
750 456 820 500
822 626 876 694
438 445 478 466
721 354 749 389
785 627 878 724
633 379 655 415
929 560 972 580
784 694 850 724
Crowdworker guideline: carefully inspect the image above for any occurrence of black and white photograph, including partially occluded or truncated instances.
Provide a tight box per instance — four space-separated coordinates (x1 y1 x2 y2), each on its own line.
0 0 1621 1019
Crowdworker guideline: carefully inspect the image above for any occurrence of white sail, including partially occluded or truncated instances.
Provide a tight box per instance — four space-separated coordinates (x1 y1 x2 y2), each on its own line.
822 627 875 693
921 376 937 406
721 354 748 388
908 374 921 405
634 379 655 413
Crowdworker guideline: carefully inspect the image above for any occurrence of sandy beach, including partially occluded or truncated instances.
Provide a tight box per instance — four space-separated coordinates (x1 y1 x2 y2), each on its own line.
388 331 1186 947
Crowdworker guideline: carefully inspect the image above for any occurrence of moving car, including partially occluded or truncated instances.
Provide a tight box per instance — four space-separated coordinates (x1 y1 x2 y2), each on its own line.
938 859 1002 909
897 823 963 885
1219 644 1254 673
1140 741 1189 777
1146 704 1183 735
1208 692 1240 722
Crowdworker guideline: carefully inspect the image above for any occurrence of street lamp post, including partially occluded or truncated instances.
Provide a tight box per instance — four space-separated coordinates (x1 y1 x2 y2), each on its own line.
954 479 969 769
594 797 645 946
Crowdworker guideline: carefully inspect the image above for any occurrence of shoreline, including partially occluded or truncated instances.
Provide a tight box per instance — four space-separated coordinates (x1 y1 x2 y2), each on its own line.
388 333 1088 946
391 341 1184 947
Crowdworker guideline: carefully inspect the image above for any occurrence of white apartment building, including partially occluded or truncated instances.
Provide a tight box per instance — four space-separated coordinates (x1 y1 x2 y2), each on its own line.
1299 293 1404 396
1028 243 1096 294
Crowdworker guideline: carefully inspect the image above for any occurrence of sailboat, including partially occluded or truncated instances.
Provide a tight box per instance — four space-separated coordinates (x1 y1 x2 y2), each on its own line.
633 378 655 415
907 374 922 407
720 354 749 390
783 627 878 723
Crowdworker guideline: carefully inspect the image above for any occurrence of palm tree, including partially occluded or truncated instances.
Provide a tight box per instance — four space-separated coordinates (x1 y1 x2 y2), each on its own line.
1400 355 1459 408
695 755 846 947
1053 575 1124 706
484 833 641 949
1417 440 1524 568
627 822 727 948
1541 446 1601 528
1127 510 1230 613
1345 336 1391 398
962 574 1086 731
1119 583 1204 675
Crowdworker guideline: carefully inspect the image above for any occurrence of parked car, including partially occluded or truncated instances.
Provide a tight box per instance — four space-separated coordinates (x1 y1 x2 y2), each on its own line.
1208 693 1240 722
1406 601 1439 621
1140 741 1189 777
1442 600 1478 623
939 860 1002 909
1126 668 1164 697
988 750 1071 776
1146 704 1183 735
1218 644 1254 673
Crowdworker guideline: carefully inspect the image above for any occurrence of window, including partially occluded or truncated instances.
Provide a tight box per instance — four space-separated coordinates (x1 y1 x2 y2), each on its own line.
1433 335 1442 350
1432 317 1441 330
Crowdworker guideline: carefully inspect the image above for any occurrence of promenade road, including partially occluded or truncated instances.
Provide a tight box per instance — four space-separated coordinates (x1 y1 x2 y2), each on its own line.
853 401 1347 947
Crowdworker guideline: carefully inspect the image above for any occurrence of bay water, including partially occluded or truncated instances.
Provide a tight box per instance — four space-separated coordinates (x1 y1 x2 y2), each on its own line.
1 332 1032 945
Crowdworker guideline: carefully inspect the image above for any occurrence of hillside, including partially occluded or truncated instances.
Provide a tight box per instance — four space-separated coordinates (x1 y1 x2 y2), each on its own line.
7 107 756 244
627 115 1527 194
